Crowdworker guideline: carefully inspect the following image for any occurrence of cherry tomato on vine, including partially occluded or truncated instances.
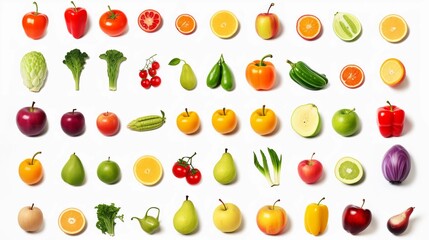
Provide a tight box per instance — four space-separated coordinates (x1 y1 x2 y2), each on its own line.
150 76 161 87
148 68 157 77
141 79 151 89
172 161 190 178
151 61 160 70
139 69 148 79
186 168 201 185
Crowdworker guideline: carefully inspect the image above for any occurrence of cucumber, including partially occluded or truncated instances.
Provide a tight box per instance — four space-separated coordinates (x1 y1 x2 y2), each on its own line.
206 58 222 88
287 60 328 90
289 69 319 90
128 110 166 131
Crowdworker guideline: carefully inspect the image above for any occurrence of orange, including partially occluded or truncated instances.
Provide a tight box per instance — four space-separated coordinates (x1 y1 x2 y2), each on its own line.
380 58 406 86
175 14 196 35
340 64 365 89
296 14 322 40
379 14 408 43
18 151 44 185
58 208 86 235
210 10 239 39
133 155 163 186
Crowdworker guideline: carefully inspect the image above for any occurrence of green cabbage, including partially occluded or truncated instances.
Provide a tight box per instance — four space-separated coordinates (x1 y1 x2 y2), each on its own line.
20 51 48 92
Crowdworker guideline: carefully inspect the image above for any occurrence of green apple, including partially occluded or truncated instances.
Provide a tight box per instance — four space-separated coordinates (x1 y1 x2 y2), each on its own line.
213 199 242 233
291 103 321 137
97 157 121 184
255 3 279 40
332 108 360 137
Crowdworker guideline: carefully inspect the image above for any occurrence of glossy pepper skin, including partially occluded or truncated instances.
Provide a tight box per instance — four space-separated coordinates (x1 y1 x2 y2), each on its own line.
377 101 405 137
64 1 87 39
245 54 276 90
304 197 328 236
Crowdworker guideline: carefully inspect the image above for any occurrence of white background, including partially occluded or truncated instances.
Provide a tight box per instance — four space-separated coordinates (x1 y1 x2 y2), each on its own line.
1 0 428 239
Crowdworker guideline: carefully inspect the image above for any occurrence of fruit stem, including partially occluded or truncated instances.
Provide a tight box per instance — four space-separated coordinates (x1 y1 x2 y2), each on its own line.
145 207 160 219
222 107 226 115
387 100 393 112
30 203 35 210
185 108 189 117
33 2 39 15
220 54 225 63
225 148 228 153
30 101 36 112
262 105 266 116
71 1 77 11
219 199 227 210
347 108 356 114
185 195 189 201
72 108 77 113
272 199 280 209
31 151 42 165
361 199 366 208
286 59 295 68
267 3 275 14
258 54 273 67
311 152 315 160
107 5 117 19
317 197 325 205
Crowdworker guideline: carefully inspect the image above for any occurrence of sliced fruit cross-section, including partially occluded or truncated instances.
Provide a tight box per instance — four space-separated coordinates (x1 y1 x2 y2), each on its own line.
340 64 365 89
138 9 162 33
296 14 322 40
379 14 408 43
333 12 362 41
380 58 406 86
210 10 239 39
175 14 196 35
335 157 364 185
58 208 86 235
134 155 163 186
291 103 321 138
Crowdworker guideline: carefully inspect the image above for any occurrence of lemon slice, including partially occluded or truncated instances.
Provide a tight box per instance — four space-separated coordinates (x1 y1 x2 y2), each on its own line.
210 10 239 39
333 12 362 41
380 58 406 86
133 155 163 186
335 157 364 185
379 14 408 43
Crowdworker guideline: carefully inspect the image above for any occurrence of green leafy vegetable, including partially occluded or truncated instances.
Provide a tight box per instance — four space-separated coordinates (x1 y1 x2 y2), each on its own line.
95 203 124 236
254 148 282 187
99 49 127 91
63 48 89 90
20 51 48 92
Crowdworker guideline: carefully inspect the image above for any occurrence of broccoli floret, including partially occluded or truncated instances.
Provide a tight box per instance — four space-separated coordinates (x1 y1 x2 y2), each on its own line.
95 203 124 236
63 48 89 91
99 49 127 91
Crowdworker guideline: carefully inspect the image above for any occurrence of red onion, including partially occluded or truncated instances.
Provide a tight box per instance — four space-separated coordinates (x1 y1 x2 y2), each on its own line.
382 144 411 184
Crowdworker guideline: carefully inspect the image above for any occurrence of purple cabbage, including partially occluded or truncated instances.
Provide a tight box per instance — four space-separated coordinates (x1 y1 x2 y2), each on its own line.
382 144 411 184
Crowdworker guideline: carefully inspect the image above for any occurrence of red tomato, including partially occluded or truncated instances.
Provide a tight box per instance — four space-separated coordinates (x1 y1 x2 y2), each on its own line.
96 112 120 136
186 168 201 185
172 161 190 178
22 2 49 40
150 76 161 87
99 6 128 37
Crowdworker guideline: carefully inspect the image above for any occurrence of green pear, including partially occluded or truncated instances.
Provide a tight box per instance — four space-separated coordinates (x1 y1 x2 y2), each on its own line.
61 153 85 186
180 63 197 90
173 195 198 235
213 148 237 185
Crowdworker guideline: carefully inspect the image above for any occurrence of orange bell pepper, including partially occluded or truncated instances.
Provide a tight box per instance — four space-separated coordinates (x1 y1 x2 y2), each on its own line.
245 54 276 90
304 197 328 236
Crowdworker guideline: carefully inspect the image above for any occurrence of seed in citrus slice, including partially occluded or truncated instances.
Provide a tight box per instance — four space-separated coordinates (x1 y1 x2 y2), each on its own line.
210 10 239 39
380 58 406 86
335 157 364 185
58 208 86 235
340 64 365 89
175 14 196 35
133 155 163 186
333 12 362 41
138 9 162 33
296 14 322 40
379 14 408 43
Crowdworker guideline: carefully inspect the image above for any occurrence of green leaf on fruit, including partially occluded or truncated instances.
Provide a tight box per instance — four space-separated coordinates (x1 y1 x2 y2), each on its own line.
168 58 181 66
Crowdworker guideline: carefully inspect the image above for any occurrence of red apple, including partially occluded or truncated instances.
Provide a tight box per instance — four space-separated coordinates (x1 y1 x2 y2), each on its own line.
342 199 372 235
61 109 85 136
297 153 323 184
256 199 287 235
16 101 47 137
255 3 279 40
96 111 120 136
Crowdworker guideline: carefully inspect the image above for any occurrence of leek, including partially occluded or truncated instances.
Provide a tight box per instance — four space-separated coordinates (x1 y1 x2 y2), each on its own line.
254 148 282 187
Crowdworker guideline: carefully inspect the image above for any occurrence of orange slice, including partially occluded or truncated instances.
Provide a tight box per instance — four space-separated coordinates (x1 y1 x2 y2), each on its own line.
340 64 365 89
133 155 163 186
175 14 196 35
296 14 322 40
58 208 86 235
379 14 408 43
210 10 239 39
380 58 406 86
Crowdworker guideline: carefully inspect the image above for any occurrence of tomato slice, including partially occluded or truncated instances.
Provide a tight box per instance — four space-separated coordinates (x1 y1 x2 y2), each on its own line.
138 9 162 33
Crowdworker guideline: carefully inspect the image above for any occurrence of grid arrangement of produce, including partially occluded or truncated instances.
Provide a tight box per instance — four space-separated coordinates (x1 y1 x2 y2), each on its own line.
1 0 425 239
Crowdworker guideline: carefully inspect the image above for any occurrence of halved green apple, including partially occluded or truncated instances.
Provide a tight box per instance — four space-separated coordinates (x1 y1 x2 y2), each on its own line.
291 103 321 137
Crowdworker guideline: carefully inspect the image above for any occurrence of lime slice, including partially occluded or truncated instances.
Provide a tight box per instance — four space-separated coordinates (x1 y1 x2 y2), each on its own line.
333 12 362 41
334 156 363 184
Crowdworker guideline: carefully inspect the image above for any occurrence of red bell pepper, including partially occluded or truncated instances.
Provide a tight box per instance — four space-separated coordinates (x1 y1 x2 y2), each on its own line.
64 1 87 39
377 101 405 137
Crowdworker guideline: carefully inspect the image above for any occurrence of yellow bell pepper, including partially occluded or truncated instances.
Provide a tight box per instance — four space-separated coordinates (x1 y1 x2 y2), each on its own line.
304 197 328 236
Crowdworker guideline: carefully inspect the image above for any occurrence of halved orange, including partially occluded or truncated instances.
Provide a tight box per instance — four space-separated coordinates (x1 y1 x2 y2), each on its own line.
296 14 322 40
210 10 239 39
175 14 196 35
379 14 408 43
58 208 86 235
133 155 163 186
340 64 365 89
380 58 406 86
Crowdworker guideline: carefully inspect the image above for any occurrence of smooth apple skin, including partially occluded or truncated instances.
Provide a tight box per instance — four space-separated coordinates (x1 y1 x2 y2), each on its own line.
16 106 47 137
255 14 279 40
297 159 323 184
61 110 85 136
342 204 372 235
